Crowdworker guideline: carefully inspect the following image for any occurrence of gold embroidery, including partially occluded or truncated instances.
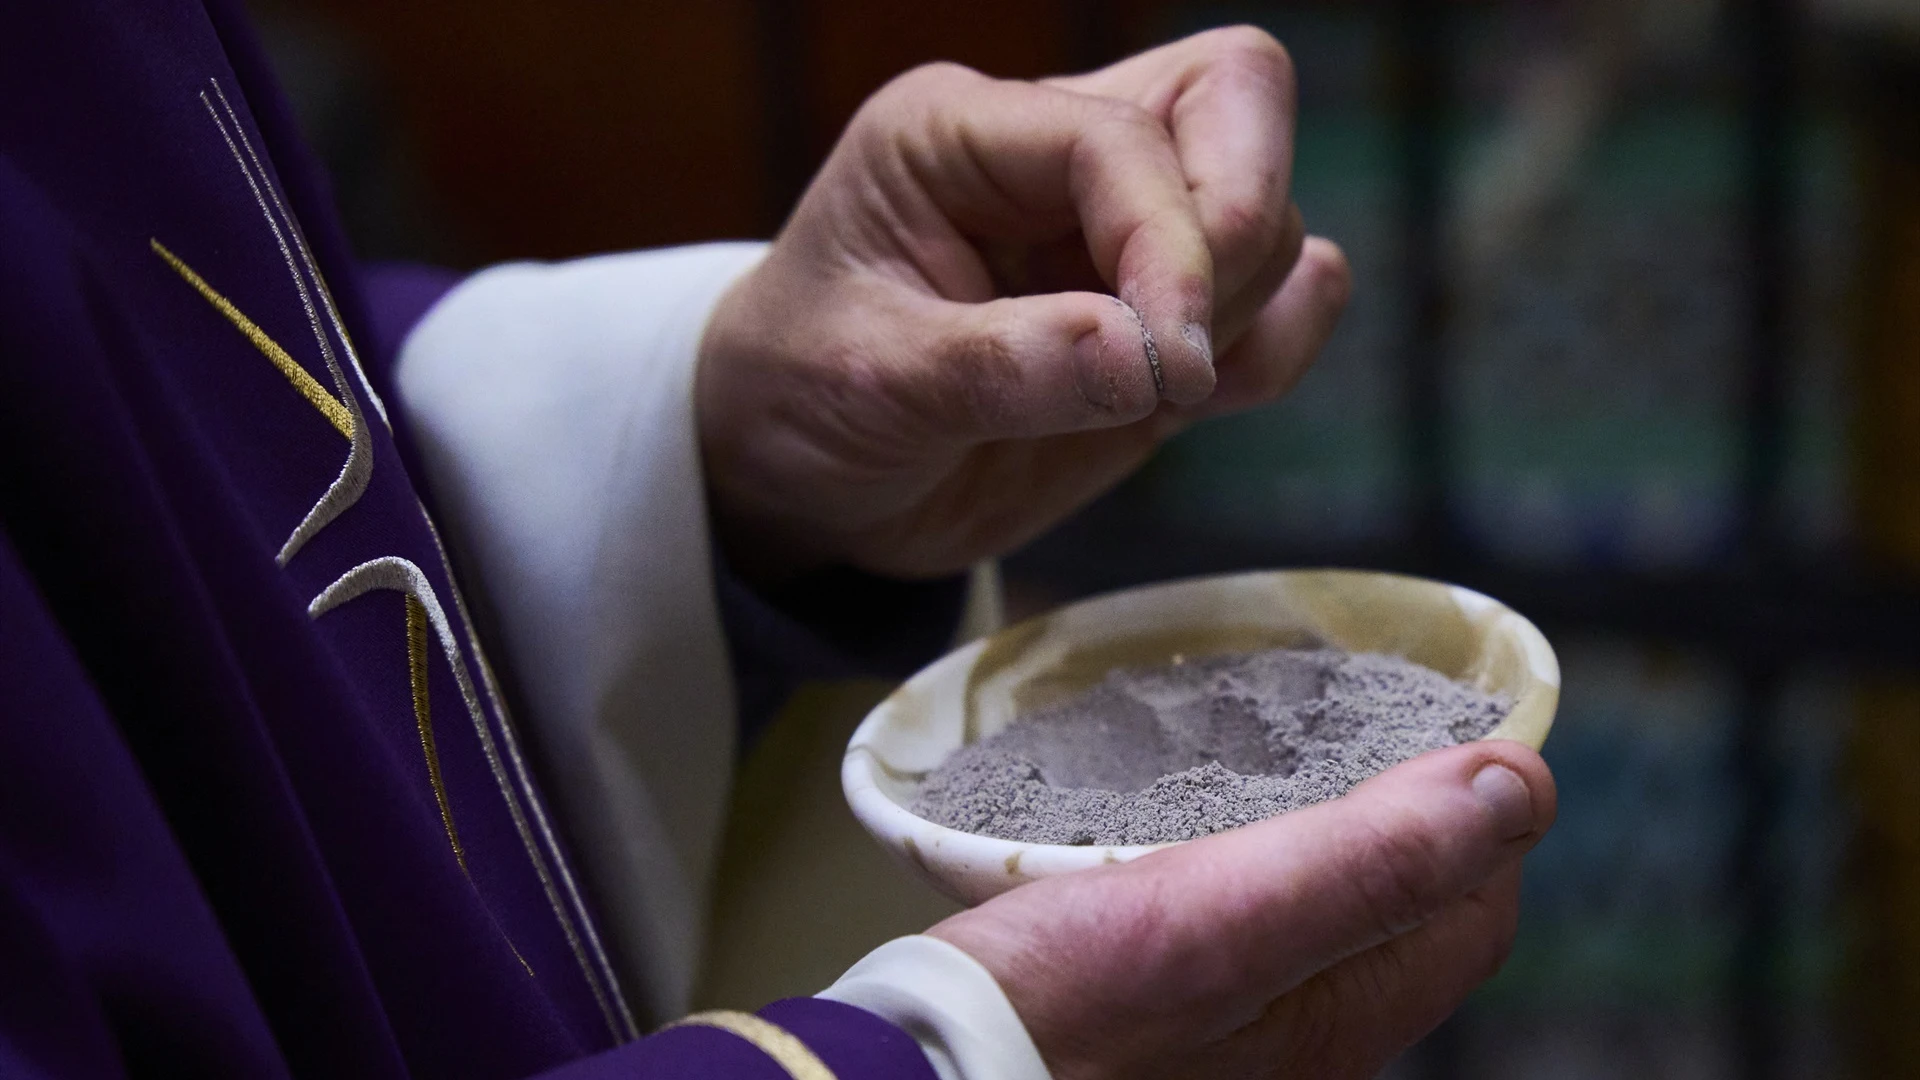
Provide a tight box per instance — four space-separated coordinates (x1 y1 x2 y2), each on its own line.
149 238 353 439
187 76 609 1016
508 940 536 980
314 558 556 984
193 86 371 567
406 594 465 872
419 513 625 1021
666 1011 838 1080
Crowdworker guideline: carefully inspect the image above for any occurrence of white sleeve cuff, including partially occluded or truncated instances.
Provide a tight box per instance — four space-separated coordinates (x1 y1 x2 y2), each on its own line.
394 242 768 1021
820 935 1052 1080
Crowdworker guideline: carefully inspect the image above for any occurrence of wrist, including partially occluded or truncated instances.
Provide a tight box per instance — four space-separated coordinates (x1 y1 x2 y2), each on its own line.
694 260 833 585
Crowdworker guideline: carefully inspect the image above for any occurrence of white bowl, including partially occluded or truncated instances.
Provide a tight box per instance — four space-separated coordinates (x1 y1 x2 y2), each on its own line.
842 568 1560 905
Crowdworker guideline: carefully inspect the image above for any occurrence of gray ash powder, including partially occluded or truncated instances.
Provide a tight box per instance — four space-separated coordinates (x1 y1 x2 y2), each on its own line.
911 648 1509 845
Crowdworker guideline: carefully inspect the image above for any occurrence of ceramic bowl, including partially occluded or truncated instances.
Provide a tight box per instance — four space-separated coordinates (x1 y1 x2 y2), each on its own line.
842 568 1560 905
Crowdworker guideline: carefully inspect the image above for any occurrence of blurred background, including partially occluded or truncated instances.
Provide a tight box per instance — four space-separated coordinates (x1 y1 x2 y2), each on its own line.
249 0 1920 1076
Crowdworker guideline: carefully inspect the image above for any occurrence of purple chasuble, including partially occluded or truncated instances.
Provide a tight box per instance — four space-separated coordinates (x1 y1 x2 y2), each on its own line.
0 2 941 1077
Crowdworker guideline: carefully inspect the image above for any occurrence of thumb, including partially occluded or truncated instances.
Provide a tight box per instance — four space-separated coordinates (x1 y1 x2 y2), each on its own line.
929 741 1555 1071
906 288 1174 441
1147 740 1553 1028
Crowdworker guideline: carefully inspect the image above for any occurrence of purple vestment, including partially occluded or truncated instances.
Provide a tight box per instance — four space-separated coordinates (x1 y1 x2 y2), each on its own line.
0 1 953 1076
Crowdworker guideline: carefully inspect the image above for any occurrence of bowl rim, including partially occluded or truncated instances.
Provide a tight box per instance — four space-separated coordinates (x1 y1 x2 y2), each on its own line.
842 567 1561 890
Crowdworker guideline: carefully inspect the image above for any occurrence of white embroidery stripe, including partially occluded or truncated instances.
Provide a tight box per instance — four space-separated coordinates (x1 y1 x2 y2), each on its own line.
208 81 391 430
420 515 639 1039
313 551 632 1040
306 256 392 429
201 87 332 396
209 77 631 1040
199 87 370 567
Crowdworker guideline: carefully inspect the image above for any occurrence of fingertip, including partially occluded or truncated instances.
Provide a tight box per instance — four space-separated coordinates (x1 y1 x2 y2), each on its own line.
1200 236 1349 415
1300 235 1352 315
1113 225 1216 405
927 291 1160 438
1156 341 1218 407
1180 320 1213 370
1470 764 1534 842
978 288 1226 430
1078 296 1173 417
1370 739 1554 845
1129 299 1216 406
1470 739 1557 836
1163 319 1219 405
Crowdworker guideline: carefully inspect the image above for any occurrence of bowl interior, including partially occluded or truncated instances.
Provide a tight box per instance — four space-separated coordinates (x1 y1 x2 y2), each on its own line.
843 569 1560 904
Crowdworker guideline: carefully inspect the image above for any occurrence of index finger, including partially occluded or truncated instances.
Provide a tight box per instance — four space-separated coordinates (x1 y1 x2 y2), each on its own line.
867 63 1218 403
1052 26 1300 301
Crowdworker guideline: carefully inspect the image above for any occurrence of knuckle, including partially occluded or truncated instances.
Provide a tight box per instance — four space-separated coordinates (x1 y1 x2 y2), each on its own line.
860 61 982 128
1276 974 1346 1075
941 317 1025 426
952 311 1023 375
1085 95 1167 142
1208 25 1296 90
1162 354 1217 407
1212 195 1291 252
889 60 980 98
1348 814 1448 940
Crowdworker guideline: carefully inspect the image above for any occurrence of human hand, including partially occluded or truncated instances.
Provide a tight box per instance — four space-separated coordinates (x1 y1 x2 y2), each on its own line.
696 27 1351 581
926 741 1556 1079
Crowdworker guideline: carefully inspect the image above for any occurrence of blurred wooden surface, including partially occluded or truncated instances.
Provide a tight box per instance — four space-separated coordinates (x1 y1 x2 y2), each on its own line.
270 0 1161 263
274 0 768 260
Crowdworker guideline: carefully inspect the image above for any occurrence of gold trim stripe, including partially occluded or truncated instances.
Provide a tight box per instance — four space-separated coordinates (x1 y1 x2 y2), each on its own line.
150 238 354 439
405 595 465 871
667 1011 838 1080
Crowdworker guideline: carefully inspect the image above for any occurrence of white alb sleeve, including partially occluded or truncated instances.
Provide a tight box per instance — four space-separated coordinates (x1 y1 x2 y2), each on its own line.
393 243 763 1021
395 245 1046 1079
821 935 1052 1080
